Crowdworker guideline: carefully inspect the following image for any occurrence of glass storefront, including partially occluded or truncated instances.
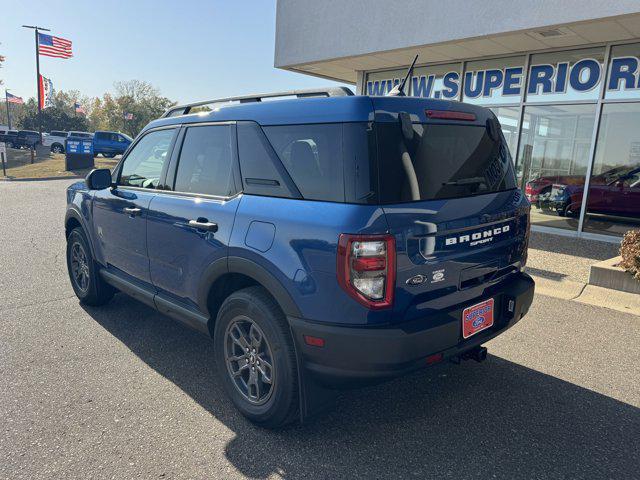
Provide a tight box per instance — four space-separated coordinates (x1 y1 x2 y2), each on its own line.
363 40 640 239
583 103 640 235
517 104 596 231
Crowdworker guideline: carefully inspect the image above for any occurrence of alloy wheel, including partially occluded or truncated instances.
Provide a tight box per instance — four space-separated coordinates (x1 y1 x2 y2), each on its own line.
70 241 90 293
224 317 275 405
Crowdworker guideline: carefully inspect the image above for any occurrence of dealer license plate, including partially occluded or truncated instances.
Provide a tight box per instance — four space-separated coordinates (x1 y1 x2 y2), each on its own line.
462 298 494 339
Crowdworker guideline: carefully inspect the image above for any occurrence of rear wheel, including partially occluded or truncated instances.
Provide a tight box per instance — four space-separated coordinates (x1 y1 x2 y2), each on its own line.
66 227 114 306
214 286 299 428
51 144 64 154
102 153 116 158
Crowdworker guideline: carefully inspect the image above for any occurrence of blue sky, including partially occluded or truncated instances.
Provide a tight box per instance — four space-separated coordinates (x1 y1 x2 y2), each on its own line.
0 0 346 103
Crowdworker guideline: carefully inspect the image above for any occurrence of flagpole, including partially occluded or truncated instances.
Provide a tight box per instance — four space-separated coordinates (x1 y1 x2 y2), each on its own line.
22 25 50 143
5 90 11 129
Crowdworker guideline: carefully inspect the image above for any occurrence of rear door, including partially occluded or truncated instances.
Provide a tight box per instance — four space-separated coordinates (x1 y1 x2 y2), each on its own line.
92 127 177 284
372 103 530 324
147 123 241 313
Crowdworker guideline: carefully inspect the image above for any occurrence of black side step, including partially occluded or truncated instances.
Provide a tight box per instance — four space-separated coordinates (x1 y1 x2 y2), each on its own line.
100 269 210 336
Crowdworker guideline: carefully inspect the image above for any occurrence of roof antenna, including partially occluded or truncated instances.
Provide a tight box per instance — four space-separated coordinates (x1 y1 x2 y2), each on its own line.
387 54 419 97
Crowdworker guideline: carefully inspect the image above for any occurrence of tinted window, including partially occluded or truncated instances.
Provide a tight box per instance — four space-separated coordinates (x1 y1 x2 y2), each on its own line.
376 122 517 203
119 128 175 188
51 131 66 137
95 132 107 140
264 124 344 202
237 122 298 198
174 125 235 196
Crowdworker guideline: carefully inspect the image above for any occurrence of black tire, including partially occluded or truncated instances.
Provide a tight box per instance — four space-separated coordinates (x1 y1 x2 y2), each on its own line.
66 227 115 306
51 144 64 154
102 153 116 158
214 286 299 428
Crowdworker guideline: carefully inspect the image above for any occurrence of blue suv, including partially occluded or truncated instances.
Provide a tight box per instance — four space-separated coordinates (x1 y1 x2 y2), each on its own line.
65 87 534 427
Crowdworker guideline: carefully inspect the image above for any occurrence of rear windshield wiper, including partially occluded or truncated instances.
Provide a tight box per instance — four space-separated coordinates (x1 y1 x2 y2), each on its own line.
442 176 486 186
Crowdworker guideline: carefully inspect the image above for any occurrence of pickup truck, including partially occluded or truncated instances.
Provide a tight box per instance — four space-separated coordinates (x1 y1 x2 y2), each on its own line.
93 131 132 158
43 130 68 153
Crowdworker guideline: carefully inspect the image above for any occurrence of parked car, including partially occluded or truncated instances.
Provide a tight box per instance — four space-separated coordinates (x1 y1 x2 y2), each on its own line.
14 130 41 149
548 165 640 217
68 131 94 139
42 130 68 153
0 129 19 148
65 88 534 427
525 174 584 206
93 131 132 158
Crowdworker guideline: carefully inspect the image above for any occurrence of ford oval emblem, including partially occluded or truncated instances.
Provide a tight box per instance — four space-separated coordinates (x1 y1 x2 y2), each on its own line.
406 274 426 286
472 316 485 328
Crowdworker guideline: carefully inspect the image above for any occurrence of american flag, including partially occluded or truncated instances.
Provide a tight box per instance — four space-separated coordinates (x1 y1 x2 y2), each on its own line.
38 33 73 59
74 102 86 114
6 92 24 104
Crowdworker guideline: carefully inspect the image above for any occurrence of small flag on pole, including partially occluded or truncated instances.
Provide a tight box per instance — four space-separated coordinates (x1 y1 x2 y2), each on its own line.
74 102 86 114
39 74 54 109
38 33 73 59
6 92 24 104
123 112 134 120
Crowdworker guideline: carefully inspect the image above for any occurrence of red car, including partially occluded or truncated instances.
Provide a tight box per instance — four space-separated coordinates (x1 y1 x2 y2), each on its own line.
547 166 640 217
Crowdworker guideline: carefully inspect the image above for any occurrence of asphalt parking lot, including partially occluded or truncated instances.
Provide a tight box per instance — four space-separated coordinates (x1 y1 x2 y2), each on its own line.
1 179 639 480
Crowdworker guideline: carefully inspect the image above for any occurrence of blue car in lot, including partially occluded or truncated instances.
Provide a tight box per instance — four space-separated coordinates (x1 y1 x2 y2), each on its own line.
92 130 132 158
64 87 534 427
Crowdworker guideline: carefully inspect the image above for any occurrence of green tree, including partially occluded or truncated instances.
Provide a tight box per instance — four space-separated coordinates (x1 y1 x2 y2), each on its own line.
20 97 90 132
89 80 174 137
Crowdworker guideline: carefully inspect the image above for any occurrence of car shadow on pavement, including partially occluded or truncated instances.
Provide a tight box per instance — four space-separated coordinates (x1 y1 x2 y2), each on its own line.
83 294 639 480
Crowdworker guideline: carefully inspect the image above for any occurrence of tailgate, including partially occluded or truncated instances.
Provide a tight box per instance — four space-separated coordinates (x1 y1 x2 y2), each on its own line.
384 190 530 324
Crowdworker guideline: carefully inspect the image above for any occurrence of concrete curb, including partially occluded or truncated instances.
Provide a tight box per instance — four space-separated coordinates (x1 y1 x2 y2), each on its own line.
589 256 640 295
1 175 82 182
529 273 640 316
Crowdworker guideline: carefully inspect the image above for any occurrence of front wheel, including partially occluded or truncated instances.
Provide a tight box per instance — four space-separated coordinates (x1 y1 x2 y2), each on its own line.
102 153 116 158
214 286 299 428
51 144 64 154
66 227 115 306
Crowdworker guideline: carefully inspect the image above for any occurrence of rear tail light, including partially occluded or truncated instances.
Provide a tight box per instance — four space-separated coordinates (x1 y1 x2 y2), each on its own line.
337 234 395 309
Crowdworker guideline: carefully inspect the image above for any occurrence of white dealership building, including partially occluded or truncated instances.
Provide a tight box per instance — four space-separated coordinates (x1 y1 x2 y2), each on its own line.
275 0 640 240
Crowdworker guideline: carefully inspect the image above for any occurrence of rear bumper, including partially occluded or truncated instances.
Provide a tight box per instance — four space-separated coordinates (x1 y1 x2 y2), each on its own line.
289 272 535 385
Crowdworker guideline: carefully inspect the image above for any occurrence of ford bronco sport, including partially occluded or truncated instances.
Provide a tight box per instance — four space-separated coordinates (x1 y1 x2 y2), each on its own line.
65 87 534 427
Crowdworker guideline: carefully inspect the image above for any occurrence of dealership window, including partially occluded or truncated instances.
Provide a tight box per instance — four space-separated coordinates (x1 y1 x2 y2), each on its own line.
409 62 462 99
516 104 596 231
582 103 640 236
365 68 405 96
463 56 526 105
605 43 640 100
489 106 520 157
525 47 605 103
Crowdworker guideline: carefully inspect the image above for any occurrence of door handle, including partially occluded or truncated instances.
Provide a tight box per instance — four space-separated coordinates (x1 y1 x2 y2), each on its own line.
188 219 218 232
123 207 142 216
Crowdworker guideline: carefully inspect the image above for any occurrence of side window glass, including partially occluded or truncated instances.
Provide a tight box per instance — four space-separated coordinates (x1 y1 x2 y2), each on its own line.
174 125 235 196
263 124 345 202
237 122 297 198
119 129 175 189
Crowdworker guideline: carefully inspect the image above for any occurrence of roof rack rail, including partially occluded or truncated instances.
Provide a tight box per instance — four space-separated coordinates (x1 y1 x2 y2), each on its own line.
162 87 354 118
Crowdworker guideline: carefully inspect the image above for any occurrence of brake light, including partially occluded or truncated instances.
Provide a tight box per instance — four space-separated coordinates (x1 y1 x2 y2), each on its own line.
337 234 395 309
426 110 476 121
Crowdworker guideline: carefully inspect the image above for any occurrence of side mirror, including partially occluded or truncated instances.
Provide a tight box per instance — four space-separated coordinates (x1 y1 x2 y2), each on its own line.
85 168 113 190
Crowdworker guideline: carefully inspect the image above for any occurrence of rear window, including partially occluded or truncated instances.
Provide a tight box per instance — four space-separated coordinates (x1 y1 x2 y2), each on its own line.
376 122 517 203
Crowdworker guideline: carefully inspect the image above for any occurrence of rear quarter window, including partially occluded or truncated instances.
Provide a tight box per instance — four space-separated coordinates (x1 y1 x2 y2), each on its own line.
263 124 345 202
